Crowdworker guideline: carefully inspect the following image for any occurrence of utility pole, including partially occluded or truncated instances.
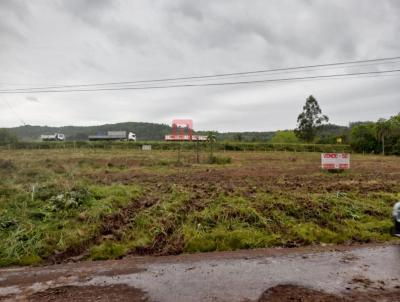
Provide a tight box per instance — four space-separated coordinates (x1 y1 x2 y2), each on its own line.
196 139 200 163
177 143 181 164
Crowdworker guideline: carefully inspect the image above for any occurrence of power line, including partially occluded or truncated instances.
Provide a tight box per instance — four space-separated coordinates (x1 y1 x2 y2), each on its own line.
0 68 399 94
0 96 26 125
1 56 400 92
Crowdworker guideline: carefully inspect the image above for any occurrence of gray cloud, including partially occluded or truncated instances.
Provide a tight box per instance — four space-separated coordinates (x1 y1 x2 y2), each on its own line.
0 0 31 20
0 0 399 130
0 1 30 49
58 0 115 25
25 96 39 103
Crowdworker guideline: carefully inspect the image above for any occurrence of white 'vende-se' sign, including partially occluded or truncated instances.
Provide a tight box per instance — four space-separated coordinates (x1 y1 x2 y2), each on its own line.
321 153 350 170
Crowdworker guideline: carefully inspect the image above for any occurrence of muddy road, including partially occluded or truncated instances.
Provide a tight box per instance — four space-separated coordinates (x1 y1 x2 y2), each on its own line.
1 243 399 301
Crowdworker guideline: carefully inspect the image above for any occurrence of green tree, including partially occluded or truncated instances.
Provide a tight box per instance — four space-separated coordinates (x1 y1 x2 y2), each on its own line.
234 133 243 142
384 114 400 155
207 132 217 161
349 123 378 153
269 130 300 144
375 118 391 155
314 124 349 144
295 95 329 142
0 129 18 145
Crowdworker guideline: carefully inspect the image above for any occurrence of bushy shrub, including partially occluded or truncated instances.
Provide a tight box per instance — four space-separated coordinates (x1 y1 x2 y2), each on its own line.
0 129 17 146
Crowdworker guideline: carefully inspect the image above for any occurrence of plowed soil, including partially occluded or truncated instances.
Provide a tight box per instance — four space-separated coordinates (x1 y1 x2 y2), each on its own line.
82 152 400 194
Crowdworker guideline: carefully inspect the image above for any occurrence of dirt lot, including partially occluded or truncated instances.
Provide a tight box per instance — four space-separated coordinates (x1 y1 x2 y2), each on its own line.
1 149 399 266
81 150 400 193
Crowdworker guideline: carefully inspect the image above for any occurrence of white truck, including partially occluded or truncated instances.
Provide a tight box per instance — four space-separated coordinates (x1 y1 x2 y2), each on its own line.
88 131 136 141
40 133 66 141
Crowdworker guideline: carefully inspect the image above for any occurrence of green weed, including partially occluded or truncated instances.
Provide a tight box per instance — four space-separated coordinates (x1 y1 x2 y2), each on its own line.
89 241 129 260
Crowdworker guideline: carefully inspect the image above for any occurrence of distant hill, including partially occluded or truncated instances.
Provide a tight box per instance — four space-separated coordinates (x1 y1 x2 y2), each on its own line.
4 122 276 142
6 122 172 141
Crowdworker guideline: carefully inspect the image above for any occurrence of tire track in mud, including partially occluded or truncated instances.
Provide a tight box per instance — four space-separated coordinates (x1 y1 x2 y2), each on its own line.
46 191 160 264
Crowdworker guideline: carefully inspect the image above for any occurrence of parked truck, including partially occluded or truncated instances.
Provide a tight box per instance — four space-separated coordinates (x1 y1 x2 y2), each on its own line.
88 131 136 141
40 133 65 141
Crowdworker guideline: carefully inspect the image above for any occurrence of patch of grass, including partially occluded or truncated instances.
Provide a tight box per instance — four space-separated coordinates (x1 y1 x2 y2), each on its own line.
89 184 142 208
193 193 391 251
0 182 143 266
17 254 42 266
107 191 395 255
181 196 281 252
89 241 129 260
119 186 192 253
184 226 280 253
292 222 338 244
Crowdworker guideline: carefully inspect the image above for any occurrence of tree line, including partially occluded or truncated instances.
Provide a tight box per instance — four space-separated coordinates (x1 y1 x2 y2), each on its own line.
1 95 399 155
292 95 400 155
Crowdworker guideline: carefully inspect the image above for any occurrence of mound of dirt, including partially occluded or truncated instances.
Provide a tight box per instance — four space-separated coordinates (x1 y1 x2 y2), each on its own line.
258 284 346 302
258 284 400 302
27 285 149 302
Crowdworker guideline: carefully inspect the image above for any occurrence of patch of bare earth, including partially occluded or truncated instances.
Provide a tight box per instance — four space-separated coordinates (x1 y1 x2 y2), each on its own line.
26 285 149 302
258 285 345 302
83 160 400 194
258 284 400 302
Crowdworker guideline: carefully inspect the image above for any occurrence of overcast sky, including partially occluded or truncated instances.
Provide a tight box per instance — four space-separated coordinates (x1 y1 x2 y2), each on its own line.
0 0 399 131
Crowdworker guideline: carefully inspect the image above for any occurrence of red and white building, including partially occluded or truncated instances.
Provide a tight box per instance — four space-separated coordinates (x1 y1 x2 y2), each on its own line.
165 119 207 141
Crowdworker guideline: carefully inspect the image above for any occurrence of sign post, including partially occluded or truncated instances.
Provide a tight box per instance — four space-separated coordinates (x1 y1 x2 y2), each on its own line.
321 153 350 170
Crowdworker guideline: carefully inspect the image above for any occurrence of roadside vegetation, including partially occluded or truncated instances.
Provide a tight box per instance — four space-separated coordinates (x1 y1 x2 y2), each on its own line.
1 140 351 153
1 109 399 155
0 149 398 266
